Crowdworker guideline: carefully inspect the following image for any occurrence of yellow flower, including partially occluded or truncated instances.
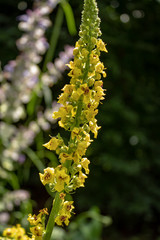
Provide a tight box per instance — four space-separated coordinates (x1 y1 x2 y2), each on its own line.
97 39 108 52
76 140 88 156
60 192 66 200
84 107 98 122
90 51 99 65
58 92 69 104
3 227 15 238
71 90 82 101
55 214 70 226
43 137 61 150
73 47 79 56
77 171 87 187
94 86 105 101
74 58 82 68
81 48 89 57
3 224 28 240
68 67 82 78
52 106 67 119
30 225 43 240
89 120 101 138
66 61 74 69
81 158 90 174
71 127 81 140
39 167 55 185
27 214 42 226
59 152 73 163
39 208 49 215
28 208 48 226
54 166 70 192
62 201 74 215
95 62 105 73
72 151 80 163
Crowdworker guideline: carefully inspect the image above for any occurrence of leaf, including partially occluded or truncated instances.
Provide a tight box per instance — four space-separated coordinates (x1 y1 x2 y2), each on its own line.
61 0 77 35
24 148 44 172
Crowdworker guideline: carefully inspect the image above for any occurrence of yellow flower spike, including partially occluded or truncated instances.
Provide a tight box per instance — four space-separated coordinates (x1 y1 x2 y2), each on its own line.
54 166 70 192
39 0 107 237
97 39 108 52
30 225 43 240
1 1 108 239
81 158 90 174
39 167 55 186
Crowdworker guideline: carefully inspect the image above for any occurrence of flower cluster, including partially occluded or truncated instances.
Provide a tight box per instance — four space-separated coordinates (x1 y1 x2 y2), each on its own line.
55 195 74 226
0 0 59 122
39 0 107 227
1 224 32 240
27 208 49 240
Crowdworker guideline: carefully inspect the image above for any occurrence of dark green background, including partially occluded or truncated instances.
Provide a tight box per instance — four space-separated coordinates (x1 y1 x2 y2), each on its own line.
0 0 160 239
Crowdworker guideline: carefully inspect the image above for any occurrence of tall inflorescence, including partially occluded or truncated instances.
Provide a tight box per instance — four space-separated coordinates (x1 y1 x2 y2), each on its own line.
1 0 108 239
40 0 108 233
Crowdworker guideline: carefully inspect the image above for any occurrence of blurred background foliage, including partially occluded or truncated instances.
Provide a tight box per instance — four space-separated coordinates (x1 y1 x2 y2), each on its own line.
0 0 160 239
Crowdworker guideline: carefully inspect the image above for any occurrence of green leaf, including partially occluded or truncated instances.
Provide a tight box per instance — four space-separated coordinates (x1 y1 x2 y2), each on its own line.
24 148 44 172
8 172 20 189
42 6 64 72
42 85 53 108
27 92 38 116
61 0 77 35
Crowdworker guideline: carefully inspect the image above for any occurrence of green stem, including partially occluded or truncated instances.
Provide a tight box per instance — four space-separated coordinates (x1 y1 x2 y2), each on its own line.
42 6 64 72
43 192 62 240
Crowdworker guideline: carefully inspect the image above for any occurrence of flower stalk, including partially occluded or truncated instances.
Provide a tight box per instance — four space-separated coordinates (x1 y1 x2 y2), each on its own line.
1 0 108 239
43 192 62 240
39 0 108 237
